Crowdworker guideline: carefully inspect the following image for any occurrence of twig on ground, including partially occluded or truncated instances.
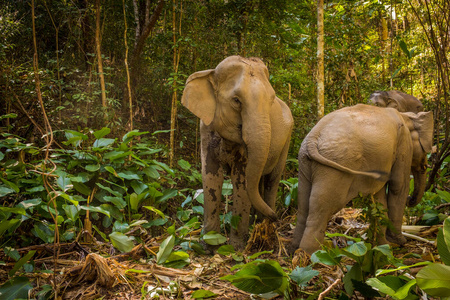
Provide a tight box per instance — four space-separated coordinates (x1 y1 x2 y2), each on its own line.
318 278 341 300
402 232 435 245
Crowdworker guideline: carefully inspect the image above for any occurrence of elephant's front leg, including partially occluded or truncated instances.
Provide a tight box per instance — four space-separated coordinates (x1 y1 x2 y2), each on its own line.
229 149 251 250
201 130 224 235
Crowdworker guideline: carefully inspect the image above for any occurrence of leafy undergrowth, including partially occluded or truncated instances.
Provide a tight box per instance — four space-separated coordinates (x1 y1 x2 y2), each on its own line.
0 210 448 300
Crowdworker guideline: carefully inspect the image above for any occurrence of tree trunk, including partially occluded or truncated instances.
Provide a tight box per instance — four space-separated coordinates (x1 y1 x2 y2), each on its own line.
95 0 107 118
316 0 325 119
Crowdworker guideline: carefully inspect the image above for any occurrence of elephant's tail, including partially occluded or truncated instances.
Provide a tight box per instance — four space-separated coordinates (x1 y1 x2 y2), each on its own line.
306 138 387 181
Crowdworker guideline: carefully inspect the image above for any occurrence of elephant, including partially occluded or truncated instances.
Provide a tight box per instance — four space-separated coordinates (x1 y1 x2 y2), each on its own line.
368 90 424 113
181 56 294 249
289 104 433 255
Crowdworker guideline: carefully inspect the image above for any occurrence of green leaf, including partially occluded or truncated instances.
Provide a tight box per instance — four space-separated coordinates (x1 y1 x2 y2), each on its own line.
72 181 91 196
0 207 26 216
0 219 21 236
289 265 319 287
436 190 450 203
343 264 362 295
156 235 175 264
79 205 110 218
0 185 16 197
192 289 217 299
93 127 111 139
109 232 135 253
9 250 36 277
221 261 287 295
103 196 127 209
143 166 160 179
93 138 115 148
0 277 33 300
156 189 178 203
398 39 412 59
311 250 341 266
217 245 236 256
437 227 450 266
0 178 19 193
56 174 72 191
122 130 148 143
375 261 431 276
342 241 368 257
85 164 100 172
203 232 227 245
143 206 166 218
117 171 141 180
177 159 191 170
416 263 450 297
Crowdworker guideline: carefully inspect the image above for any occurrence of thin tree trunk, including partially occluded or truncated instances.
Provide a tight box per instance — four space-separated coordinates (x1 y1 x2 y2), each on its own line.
124 0 133 132
317 0 325 119
95 0 107 118
169 0 182 167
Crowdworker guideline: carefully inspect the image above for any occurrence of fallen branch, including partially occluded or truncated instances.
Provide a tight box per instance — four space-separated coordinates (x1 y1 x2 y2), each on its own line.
318 278 341 300
402 232 435 245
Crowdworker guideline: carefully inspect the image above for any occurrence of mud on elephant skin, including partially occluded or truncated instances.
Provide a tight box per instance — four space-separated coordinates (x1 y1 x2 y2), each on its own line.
181 56 294 250
289 104 433 255
369 90 424 113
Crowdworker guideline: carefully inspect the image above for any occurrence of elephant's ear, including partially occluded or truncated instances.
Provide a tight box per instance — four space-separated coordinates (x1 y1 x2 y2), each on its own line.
403 111 434 152
181 69 216 126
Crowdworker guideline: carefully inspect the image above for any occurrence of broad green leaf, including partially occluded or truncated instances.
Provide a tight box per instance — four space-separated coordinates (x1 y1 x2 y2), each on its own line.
143 206 166 218
109 232 135 253
58 192 79 206
143 166 160 179
129 193 139 211
218 245 236 256
437 227 450 266
311 250 341 266
156 189 178 203
17 198 42 210
326 232 362 242
96 183 123 197
222 261 287 295
342 241 367 257
436 190 450 203
0 277 33 300
72 181 91 196
103 196 127 209
192 289 217 299
165 251 190 263
416 264 450 297
93 138 115 148
203 232 227 245
79 205 110 218
393 279 417 299
156 235 175 264
0 207 26 215
0 178 19 193
177 159 191 170
85 164 100 172
62 204 80 221
9 250 36 277
93 127 111 139
444 218 450 257
398 39 411 59
289 265 319 287
104 150 132 161
122 130 148 143
0 185 16 197
343 263 362 295
130 181 148 195
248 251 273 260
366 277 396 296
57 174 72 191
0 219 21 236
117 171 141 180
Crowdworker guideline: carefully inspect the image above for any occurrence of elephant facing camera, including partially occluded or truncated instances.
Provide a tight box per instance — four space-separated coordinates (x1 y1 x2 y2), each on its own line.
181 56 294 250
289 104 433 255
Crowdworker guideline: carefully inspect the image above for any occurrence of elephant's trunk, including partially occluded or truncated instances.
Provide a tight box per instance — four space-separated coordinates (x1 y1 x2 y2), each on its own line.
242 115 278 221
407 164 428 207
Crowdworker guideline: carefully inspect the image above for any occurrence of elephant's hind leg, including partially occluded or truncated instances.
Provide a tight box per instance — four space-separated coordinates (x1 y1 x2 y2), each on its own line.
299 172 352 254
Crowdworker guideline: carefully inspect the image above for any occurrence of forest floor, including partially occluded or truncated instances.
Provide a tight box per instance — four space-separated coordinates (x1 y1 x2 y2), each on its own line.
0 209 439 300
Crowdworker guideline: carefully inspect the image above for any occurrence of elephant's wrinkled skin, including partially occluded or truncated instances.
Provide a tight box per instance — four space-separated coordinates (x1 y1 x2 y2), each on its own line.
289 104 433 255
369 90 423 113
181 56 293 249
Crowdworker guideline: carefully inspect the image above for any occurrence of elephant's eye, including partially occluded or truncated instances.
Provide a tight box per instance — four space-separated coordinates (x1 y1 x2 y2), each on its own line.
232 97 241 108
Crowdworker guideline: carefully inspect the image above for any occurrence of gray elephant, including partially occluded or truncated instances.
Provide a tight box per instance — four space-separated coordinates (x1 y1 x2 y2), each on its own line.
181 56 293 249
369 90 423 113
289 104 433 255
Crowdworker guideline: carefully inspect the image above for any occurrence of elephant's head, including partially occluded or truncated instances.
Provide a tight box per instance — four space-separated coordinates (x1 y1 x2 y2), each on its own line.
401 111 434 207
369 90 424 113
181 56 277 220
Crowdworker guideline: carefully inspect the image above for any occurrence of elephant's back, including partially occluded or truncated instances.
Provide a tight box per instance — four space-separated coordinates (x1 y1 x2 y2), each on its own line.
308 104 401 173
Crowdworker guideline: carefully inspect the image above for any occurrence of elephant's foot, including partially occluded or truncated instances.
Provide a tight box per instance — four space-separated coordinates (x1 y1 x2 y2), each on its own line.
286 241 300 256
386 230 407 245
229 233 248 251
